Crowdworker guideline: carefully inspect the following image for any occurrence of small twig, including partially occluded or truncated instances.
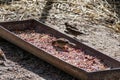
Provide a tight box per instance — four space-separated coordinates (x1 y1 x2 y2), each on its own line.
0 48 7 62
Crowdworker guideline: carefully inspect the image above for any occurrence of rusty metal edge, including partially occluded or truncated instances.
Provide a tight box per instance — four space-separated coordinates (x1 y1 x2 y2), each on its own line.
88 68 120 80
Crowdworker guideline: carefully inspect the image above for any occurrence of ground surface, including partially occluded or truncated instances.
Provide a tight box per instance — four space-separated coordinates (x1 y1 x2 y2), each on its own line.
0 0 120 80
0 41 76 80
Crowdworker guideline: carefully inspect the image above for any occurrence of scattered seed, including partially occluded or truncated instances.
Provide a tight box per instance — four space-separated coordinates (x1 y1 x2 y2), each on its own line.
13 30 109 72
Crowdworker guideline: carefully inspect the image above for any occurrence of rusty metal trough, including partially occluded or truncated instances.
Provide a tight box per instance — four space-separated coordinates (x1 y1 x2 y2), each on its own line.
0 19 120 80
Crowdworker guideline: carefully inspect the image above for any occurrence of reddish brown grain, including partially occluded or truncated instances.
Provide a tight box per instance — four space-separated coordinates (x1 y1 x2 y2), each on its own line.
13 30 109 72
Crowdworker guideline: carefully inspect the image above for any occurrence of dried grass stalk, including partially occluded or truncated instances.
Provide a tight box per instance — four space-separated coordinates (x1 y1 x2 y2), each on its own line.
0 0 119 32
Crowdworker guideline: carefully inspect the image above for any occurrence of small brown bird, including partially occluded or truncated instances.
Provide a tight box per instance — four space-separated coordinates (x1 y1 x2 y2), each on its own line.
64 22 84 36
52 38 76 50
0 48 7 61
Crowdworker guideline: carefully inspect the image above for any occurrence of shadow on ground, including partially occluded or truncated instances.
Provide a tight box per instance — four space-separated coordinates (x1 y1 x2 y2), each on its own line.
0 40 76 80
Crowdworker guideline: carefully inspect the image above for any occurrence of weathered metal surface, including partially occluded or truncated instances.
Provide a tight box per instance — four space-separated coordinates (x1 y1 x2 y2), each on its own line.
0 19 120 80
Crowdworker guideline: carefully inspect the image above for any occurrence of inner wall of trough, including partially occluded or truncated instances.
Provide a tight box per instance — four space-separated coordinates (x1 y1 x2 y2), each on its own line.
0 20 35 31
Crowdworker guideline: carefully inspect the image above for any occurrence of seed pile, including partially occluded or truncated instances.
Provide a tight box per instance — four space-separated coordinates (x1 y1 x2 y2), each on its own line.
13 30 109 72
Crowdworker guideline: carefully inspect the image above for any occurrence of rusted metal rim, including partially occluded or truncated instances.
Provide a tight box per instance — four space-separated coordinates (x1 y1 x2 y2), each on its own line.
0 19 120 80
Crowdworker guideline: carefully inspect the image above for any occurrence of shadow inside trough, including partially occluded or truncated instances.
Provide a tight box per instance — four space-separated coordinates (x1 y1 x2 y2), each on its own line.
0 40 76 80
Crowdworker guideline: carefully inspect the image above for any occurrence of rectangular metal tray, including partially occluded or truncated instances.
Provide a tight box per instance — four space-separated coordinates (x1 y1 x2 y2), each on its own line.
0 19 120 80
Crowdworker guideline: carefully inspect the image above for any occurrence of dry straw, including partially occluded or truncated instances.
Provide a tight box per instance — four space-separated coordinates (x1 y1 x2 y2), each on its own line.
0 0 120 32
